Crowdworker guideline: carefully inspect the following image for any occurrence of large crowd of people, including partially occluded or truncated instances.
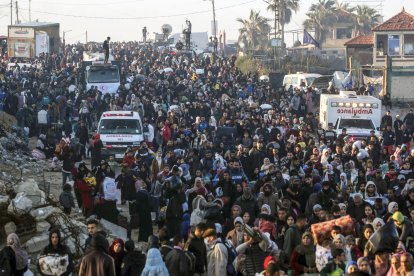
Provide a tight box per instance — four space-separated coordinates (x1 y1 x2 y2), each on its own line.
1 39 414 276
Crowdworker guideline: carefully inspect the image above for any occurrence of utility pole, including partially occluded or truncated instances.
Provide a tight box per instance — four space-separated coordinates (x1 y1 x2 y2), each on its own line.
203 0 217 53
10 0 12 25
85 31 87 43
212 0 216 39
15 1 19 24
29 0 31 21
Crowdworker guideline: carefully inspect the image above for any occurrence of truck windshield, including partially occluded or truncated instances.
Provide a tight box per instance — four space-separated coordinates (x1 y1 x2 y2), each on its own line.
306 77 317 85
338 119 375 129
99 119 142 134
87 67 119 83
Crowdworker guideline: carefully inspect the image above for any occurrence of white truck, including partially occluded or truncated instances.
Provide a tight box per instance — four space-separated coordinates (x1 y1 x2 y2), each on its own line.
319 91 382 140
282 72 321 91
97 111 144 160
82 52 121 95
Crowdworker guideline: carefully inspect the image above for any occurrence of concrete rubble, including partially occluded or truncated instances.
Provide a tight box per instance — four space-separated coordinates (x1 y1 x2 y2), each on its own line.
0 124 108 272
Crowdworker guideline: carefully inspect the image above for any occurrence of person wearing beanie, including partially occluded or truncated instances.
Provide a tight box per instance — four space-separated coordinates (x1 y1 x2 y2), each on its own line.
203 228 228 276
345 260 358 274
79 233 116 276
121 240 146 276
392 211 414 244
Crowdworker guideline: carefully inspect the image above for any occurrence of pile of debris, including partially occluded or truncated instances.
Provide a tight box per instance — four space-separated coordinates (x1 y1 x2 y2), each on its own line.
0 176 88 255
0 115 129 273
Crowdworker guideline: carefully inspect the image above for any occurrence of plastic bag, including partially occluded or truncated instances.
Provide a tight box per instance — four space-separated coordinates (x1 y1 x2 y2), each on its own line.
366 220 399 254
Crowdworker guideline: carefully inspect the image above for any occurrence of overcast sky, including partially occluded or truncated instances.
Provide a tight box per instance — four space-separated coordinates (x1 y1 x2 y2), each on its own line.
1 0 413 45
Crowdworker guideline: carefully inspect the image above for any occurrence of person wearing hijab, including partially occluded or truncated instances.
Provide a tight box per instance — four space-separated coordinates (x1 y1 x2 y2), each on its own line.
357 256 372 275
382 201 399 222
387 253 401 276
135 182 154 242
141 248 169 276
339 172 348 195
333 234 350 262
372 217 385 232
290 232 317 276
109 239 125 276
226 217 245 248
392 211 414 244
2 233 28 276
38 228 73 276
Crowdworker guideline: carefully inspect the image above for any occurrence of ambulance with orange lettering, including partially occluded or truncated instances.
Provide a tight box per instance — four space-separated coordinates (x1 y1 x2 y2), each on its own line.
319 91 382 140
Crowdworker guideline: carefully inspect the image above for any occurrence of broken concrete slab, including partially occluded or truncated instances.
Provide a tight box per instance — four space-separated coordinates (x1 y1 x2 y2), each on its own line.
8 192 33 215
25 234 49 253
15 179 46 206
100 218 127 240
30 206 56 221
36 221 51 233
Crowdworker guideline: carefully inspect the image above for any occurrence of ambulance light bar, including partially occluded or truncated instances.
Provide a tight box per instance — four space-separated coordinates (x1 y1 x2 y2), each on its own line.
102 112 134 117
331 102 379 108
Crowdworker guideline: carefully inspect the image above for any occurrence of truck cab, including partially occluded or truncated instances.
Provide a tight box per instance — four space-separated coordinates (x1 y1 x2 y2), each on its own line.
98 111 144 160
82 52 120 95
334 117 379 141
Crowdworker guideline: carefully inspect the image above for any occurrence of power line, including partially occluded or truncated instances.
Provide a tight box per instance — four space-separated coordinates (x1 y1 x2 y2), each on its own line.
20 0 145 7
18 0 258 20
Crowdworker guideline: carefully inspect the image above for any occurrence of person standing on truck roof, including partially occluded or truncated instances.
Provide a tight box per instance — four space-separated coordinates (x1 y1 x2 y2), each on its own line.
103 37 110 63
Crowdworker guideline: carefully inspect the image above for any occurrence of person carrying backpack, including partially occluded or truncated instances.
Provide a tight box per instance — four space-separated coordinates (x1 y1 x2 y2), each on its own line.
203 228 229 276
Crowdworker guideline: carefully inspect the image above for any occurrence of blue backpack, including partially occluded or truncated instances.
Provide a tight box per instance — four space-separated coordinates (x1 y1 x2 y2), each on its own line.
216 240 237 276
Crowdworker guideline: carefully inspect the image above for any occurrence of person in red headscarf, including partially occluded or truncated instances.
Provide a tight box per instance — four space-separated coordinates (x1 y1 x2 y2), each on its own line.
108 238 125 276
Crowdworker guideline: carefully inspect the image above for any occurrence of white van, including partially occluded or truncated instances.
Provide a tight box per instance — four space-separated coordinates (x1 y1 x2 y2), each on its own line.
282 72 321 91
98 111 144 159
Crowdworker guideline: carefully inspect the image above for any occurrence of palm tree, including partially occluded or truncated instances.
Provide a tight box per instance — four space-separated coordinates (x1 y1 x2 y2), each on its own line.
334 0 354 13
354 5 380 35
303 0 337 43
237 10 271 52
266 0 300 50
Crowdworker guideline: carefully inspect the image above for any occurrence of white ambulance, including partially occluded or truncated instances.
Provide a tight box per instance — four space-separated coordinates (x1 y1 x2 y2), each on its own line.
319 91 382 140
97 111 144 160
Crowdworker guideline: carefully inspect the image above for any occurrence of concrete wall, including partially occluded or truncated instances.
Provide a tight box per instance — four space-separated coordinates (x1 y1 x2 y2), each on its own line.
389 69 414 100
